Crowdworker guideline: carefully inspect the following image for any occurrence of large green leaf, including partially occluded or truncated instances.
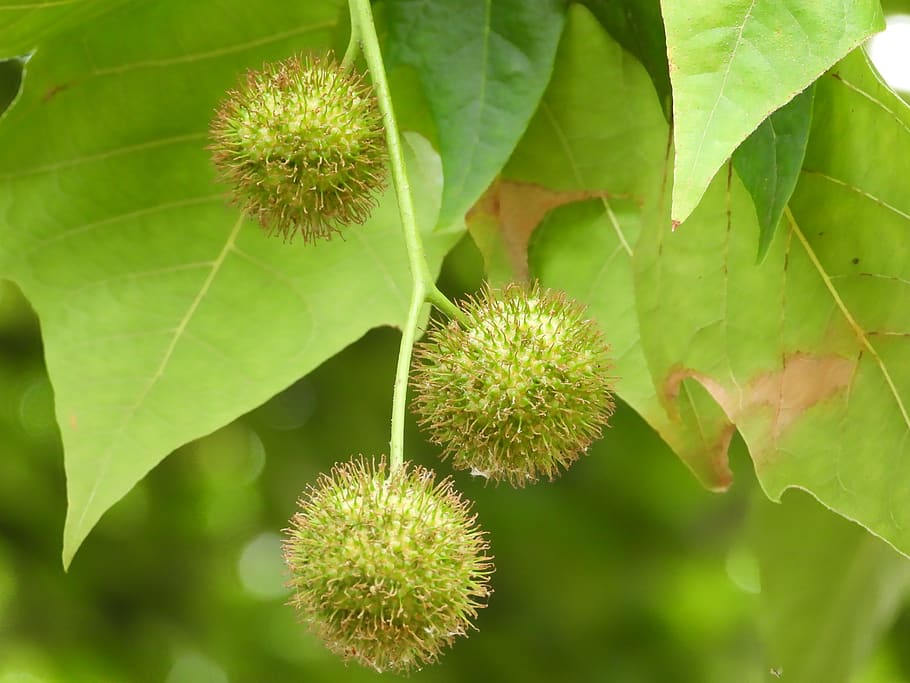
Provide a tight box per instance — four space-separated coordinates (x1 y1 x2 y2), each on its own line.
635 49 910 555
753 490 910 682
0 0 127 55
513 6 740 489
491 0 667 284
733 85 814 262
385 0 566 227
512 8 910 556
0 0 462 566
662 0 883 226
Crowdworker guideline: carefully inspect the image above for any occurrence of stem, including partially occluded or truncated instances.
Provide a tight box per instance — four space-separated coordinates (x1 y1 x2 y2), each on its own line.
428 285 466 323
348 0 461 473
389 288 426 471
340 8 361 71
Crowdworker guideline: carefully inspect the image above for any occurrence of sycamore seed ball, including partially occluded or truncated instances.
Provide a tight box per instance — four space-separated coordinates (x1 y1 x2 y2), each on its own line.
283 457 493 673
411 283 615 486
210 54 387 242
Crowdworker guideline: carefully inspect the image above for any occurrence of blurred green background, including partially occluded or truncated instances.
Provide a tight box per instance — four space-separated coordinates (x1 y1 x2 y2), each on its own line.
2 235 909 683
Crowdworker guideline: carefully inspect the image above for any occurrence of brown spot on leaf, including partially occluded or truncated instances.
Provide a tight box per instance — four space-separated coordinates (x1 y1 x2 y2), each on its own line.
749 353 853 441
467 179 612 280
663 353 854 478
709 423 737 490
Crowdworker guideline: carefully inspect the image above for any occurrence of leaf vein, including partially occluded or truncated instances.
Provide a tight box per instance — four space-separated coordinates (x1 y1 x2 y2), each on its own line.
1 132 207 180
539 101 632 255
830 72 910 137
73 214 245 534
686 0 758 176
21 194 223 256
786 207 910 432
87 21 336 77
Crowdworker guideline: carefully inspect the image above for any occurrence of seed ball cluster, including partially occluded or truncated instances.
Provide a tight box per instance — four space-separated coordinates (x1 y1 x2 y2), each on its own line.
412 283 615 486
210 54 387 242
283 457 492 673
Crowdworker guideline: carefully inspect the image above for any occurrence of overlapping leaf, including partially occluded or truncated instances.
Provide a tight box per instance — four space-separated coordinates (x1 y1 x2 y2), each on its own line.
0 56 23 115
513 6 739 489
663 0 883 225
577 0 670 118
635 50 910 555
385 0 566 227
509 5 910 557
0 0 462 565
733 85 814 262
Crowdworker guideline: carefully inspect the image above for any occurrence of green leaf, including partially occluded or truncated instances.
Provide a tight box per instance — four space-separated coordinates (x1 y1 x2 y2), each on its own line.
753 490 910 682
663 0 884 225
576 0 671 118
0 0 127 55
471 0 665 283
0 0 462 566
500 2 660 345
635 48 910 556
503 4 664 197
533 199 741 490
733 84 815 262
385 0 567 227
511 7 735 488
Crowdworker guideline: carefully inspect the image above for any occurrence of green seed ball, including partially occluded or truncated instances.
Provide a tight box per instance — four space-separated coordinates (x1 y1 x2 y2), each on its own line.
283 457 493 673
411 283 615 486
210 54 387 242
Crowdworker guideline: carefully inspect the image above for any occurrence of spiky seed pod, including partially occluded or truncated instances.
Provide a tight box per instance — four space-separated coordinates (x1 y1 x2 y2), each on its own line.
411 282 615 487
210 54 387 242
283 457 493 673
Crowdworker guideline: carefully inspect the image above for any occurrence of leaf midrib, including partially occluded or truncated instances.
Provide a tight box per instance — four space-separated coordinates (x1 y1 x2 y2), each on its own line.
72 214 245 535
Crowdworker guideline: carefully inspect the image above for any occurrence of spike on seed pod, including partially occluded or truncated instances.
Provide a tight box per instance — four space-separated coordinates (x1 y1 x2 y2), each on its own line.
209 53 387 242
283 457 493 673
411 282 615 487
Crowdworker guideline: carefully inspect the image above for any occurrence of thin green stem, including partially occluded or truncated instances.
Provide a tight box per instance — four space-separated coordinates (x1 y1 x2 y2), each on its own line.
350 0 431 287
348 0 460 473
428 285 466 323
340 9 361 71
389 286 427 470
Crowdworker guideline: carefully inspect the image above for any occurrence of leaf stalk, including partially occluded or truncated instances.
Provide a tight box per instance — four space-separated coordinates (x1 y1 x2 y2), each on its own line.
347 0 461 472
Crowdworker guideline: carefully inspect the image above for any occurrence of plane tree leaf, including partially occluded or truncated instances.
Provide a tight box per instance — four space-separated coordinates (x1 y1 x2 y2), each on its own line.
0 0 462 566
476 3 666 285
662 0 883 226
505 8 910 557
508 6 736 489
385 0 566 227
733 84 815 262
634 49 910 556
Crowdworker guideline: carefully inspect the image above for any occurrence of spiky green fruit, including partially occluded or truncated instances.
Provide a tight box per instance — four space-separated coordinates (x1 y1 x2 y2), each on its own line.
412 283 615 486
283 457 492 673
210 54 387 242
